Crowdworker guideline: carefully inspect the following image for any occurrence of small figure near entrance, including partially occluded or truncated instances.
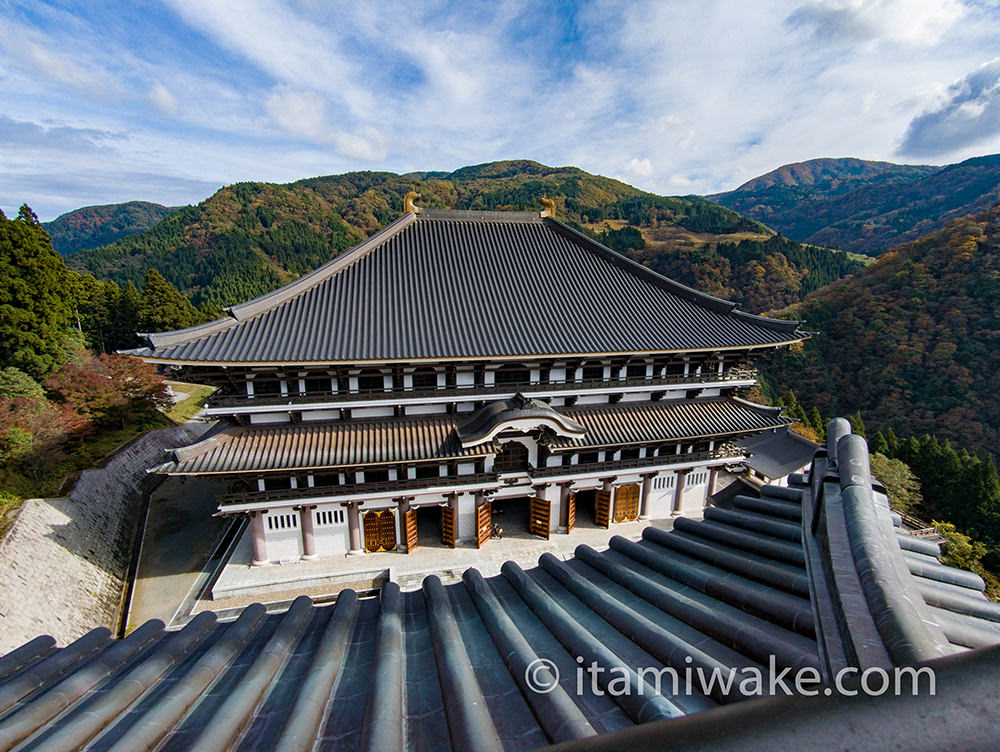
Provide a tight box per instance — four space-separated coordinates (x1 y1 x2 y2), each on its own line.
492 521 504 540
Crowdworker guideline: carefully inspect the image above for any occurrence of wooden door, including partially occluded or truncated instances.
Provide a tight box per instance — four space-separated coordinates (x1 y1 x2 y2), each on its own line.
363 509 397 552
566 492 576 533
528 497 551 540
613 484 640 523
595 489 612 528
476 502 492 548
405 508 418 553
441 505 456 548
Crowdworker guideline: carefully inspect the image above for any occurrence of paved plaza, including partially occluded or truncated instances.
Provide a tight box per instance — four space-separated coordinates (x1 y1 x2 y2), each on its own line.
127 475 695 628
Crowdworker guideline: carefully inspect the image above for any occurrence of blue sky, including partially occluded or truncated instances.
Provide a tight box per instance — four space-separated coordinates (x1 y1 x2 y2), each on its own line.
3 0 1000 220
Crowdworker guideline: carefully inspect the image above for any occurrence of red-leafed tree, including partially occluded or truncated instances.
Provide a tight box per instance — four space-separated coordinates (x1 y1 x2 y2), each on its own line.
44 353 169 429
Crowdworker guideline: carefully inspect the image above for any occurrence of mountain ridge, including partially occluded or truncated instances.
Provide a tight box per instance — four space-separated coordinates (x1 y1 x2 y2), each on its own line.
68 160 859 313
761 202 1000 453
42 201 180 255
711 154 1000 254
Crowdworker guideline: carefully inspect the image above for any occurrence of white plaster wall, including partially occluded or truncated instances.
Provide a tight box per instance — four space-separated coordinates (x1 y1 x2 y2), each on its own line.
681 471 709 513
351 407 395 418
265 512 303 561
302 409 340 421
457 494 477 542
542 484 560 532
250 412 291 425
620 392 650 402
406 403 448 415
313 505 349 556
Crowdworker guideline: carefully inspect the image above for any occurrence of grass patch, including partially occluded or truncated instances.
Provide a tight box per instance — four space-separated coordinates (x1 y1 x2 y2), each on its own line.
846 250 877 265
164 381 216 424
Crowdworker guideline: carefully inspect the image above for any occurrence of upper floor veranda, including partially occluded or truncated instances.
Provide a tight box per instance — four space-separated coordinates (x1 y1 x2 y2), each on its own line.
187 350 765 419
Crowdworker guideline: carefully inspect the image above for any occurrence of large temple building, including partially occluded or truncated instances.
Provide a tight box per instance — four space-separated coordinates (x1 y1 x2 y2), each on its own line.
128 201 805 565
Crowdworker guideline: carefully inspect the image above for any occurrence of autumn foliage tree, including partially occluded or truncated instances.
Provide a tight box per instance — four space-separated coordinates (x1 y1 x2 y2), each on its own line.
45 353 169 429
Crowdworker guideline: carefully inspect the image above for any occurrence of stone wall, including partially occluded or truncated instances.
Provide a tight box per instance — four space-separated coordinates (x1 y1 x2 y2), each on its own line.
0 422 206 654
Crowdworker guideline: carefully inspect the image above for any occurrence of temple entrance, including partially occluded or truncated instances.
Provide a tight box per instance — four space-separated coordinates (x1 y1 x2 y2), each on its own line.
411 504 453 550
576 489 597 525
491 496 550 540
362 509 397 553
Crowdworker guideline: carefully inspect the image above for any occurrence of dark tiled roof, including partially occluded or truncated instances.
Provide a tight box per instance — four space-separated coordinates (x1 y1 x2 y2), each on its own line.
737 425 818 479
152 415 499 475
151 398 787 475
129 210 802 365
3 423 998 750
553 397 788 450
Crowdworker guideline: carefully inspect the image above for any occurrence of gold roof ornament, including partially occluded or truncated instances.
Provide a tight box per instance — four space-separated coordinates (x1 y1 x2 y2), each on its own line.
404 191 421 214
539 197 556 218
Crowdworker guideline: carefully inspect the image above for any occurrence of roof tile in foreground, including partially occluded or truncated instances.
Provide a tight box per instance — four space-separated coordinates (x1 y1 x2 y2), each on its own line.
1 422 997 750
131 210 803 365
152 397 788 475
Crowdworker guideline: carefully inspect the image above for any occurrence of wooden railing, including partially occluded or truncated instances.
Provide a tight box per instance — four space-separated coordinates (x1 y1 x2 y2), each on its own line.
208 370 757 408
219 448 744 507
220 472 499 506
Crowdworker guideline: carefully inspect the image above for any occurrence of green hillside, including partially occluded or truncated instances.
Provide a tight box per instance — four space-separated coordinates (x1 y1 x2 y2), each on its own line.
43 201 179 255
762 204 1000 451
712 155 1000 254
68 160 860 312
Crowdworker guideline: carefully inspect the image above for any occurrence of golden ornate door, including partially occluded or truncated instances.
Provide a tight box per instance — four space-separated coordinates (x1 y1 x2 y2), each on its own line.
363 509 397 552
613 484 640 523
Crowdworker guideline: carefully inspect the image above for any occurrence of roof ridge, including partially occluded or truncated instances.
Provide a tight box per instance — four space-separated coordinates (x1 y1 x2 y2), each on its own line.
417 208 542 222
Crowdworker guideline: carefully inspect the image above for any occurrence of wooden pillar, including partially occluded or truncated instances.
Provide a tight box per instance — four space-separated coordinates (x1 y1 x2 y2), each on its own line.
639 473 655 520
601 477 613 493
250 512 269 566
397 498 411 552
299 505 317 560
672 470 689 516
706 467 720 507
558 482 572 532
345 502 363 555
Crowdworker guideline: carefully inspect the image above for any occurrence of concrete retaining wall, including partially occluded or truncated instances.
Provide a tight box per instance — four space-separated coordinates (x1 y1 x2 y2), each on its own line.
0 422 207 654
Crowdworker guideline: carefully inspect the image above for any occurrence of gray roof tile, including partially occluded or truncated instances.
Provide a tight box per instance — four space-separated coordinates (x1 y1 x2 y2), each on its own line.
132 211 802 365
3 425 998 750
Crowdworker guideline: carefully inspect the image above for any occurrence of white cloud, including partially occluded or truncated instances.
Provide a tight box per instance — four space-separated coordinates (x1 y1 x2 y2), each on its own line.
899 58 1000 156
3 1 1000 219
149 82 178 115
786 0 967 47
265 86 328 142
0 20 120 95
624 158 653 177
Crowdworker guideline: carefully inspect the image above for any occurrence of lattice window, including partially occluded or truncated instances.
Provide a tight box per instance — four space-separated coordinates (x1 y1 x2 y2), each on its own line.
266 513 298 531
316 509 345 526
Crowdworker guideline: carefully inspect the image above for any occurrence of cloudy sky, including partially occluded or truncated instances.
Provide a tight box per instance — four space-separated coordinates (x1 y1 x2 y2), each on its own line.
3 0 1000 220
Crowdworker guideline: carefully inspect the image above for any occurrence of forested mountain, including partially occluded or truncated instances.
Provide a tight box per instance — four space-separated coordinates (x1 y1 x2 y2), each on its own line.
762 204 1000 453
43 201 179 255
68 160 861 312
711 154 1000 254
